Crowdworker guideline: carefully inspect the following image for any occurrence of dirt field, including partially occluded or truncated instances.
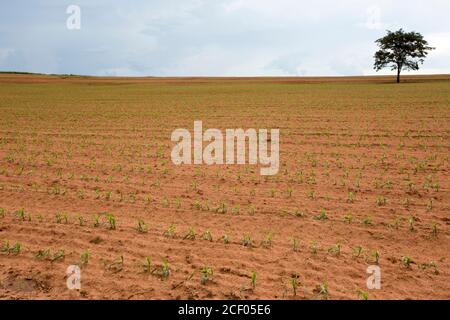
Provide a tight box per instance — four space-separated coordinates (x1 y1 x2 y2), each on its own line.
0 73 449 300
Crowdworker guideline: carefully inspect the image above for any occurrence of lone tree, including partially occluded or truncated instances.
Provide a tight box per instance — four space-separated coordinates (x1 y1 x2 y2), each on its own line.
374 29 434 83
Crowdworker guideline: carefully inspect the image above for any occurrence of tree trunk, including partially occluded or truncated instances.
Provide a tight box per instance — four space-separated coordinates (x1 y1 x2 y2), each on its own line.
396 66 401 83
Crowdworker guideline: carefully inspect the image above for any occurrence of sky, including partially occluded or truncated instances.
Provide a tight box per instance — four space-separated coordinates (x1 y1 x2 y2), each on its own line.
0 0 449 76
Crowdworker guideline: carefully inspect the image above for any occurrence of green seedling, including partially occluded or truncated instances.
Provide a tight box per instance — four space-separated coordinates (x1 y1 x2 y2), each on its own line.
292 238 299 252
15 208 27 221
310 241 318 254
262 231 273 248
242 234 254 248
143 256 153 273
137 219 148 233
357 290 369 300
408 217 415 232
390 217 401 230
372 251 380 264
78 215 85 226
184 227 196 240
287 187 294 198
202 230 213 242
315 282 329 300
216 202 227 214
200 266 213 285
347 192 354 203
93 214 101 227
328 243 341 256
290 275 299 296
432 223 438 237
292 209 305 218
251 271 257 289
376 196 387 206
36 249 51 260
163 224 176 238
232 204 240 214
344 214 353 224
401 256 414 268
56 212 68 224
161 259 170 279
2 241 21 255
106 214 116 230
222 234 229 244
52 249 65 262
314 209 327 221
79 251 90 267
362 216 372 226
352 246 363 258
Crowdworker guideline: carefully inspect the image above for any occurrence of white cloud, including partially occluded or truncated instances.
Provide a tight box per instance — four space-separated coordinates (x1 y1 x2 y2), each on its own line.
1 0 449 76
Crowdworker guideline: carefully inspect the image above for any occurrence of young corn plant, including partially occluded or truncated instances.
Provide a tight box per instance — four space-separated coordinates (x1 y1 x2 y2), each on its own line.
357 290 369 300
56 212 68 224
2 240 21 255
52 249 65 262
314 209 328 221
327 243 341 256
291 238 299 252
202 230 213 242
292 209 306 218
136 219 148 233
106 213 116 230
184 227 196 240
78 215 86 226
160 259 170 280
290 275 299 296
216 202 227 214
79 251 90 267
344 214 353 224
432 223 438 237
287 187 294 198
362 216 372 226
163 224 176 238
408 217 415 232
310 241 318 255
376 196 387 206
36 248 51 260
352 246 363 258
347 192 354 203
251 271 257 289
372 251 380 265
15 208 27 221
0 207 5 218
262 231 273 248
200 266 213 285
222 234 229 244
315 282 329 300
419 261 439 275
232 204 240 215
401 256 414 269
93 214 101 228
143 256 152 273
242 234 254 248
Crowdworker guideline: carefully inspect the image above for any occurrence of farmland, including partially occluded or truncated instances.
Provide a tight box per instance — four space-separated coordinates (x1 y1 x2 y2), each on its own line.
0 73 449 299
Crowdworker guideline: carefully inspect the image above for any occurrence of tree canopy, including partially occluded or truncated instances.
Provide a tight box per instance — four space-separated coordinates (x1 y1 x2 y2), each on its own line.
374 29 434 83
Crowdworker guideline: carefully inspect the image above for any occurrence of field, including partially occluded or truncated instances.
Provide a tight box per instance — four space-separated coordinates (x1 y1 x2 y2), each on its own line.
0 73 449 300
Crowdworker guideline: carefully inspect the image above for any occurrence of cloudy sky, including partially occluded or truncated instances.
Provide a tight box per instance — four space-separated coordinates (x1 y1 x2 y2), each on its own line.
1 0 449 76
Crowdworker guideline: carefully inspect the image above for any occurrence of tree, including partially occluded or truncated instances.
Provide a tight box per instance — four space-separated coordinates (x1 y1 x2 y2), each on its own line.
374 29 434 83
